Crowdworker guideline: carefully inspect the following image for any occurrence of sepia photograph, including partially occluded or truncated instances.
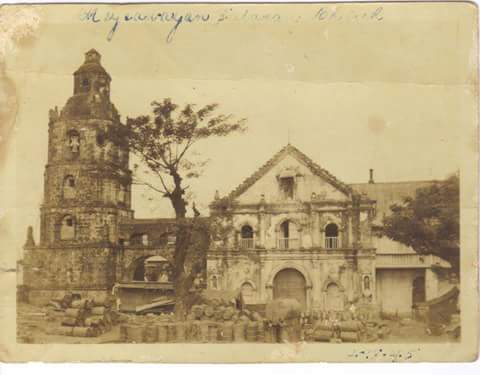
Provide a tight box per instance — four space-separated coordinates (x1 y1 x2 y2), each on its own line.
0 1 477 363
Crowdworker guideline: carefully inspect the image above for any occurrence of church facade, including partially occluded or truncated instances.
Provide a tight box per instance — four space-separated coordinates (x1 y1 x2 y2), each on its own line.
206 145 453 317
22 50 454 318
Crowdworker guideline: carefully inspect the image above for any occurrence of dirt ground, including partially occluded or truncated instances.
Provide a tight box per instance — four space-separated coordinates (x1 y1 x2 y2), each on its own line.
17 302 455 344
382 318 457 343
17 302 121 344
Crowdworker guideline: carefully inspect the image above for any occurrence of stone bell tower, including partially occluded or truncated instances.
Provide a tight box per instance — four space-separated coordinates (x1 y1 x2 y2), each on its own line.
23 50 133 304
40 49 133 245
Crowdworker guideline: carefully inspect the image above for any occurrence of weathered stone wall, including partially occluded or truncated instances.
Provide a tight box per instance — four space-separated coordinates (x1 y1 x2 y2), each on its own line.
23 245 116 305
227 205 374 251
22 51 141 304
40 115 133 245
40 207 131 245
207 249 376 311
234 154 350 204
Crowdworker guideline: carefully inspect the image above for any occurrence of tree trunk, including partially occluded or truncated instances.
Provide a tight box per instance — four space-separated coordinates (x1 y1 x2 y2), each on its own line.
168 170 195 320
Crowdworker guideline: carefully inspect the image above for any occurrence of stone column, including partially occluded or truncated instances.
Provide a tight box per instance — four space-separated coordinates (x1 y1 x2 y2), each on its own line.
306 284 313 312
258 212 266 248
348 216 353 248
298 227 303 249
312 211 320 247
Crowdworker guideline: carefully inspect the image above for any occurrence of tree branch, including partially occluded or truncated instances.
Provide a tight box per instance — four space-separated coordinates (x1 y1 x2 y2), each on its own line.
132 179 168 196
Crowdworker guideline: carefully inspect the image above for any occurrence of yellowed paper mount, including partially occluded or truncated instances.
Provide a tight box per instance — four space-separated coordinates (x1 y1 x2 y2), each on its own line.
0 2 478 363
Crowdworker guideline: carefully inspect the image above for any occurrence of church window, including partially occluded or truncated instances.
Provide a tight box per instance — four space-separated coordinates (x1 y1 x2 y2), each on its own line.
82 78 90 88
67 130 80 154
118 184 127 203
60 215 75 240
278 220 299 249
96 131 106 147
212 275 218 289
63 175 76 199
279 176 294 199
363 275 371 291
325 223 339 249
239 225 254 249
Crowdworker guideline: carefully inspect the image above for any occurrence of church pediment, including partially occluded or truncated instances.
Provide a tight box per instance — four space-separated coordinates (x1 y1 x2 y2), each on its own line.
222 144 352 205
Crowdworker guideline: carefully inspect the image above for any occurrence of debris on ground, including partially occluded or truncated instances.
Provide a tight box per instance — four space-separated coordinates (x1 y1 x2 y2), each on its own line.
44 293 118 338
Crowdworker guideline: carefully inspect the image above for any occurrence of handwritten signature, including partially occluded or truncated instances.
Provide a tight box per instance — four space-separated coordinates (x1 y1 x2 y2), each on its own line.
348 348 421 362
80 8 211 43
79 7 384 44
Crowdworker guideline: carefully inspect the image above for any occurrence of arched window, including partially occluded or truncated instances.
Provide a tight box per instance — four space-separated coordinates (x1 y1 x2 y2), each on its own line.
212 275 218 289
67 130 80 154
325 223 339 249
278 220 299 249
96 131 106 147
279 177 295 199
63 175 76 199
117 184 127 204
60 215 75 240
239 225 254 249
130 233 148 246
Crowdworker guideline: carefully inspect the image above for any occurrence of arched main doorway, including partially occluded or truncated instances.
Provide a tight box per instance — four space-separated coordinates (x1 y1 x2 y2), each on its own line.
273 268 306 308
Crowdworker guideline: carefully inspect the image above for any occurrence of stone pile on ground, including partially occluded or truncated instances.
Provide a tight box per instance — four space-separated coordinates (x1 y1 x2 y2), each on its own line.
47 294 118 337
309 311 391 343
119 302 272 343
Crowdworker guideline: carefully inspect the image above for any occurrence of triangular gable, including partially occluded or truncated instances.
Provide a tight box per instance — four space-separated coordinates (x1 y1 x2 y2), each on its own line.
226 144 352 200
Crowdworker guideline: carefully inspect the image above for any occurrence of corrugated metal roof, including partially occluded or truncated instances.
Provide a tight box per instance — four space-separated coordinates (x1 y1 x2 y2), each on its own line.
350 180 437 219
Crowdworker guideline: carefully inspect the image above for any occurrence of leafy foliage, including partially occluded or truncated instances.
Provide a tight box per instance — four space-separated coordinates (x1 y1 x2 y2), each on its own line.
382 174 459 261
111 99 245 210
109 98 246 318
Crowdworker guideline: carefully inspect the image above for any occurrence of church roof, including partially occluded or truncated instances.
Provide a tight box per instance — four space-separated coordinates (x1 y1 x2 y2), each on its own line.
74 63 111 78
74 49 111 79
350 180 437 220
226 144 353 201
60 93 120 121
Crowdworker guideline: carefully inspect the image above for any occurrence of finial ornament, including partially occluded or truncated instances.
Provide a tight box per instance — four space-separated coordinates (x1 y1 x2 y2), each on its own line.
85 49 101 63
25 226 35 247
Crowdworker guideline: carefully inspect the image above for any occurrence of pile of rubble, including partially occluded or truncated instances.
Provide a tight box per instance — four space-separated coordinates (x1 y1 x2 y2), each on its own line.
48 294 118 337
119 302 270 343
304 311 391 343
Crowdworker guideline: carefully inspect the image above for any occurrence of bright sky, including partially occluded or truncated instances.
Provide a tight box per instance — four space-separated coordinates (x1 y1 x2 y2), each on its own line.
0 3 476 267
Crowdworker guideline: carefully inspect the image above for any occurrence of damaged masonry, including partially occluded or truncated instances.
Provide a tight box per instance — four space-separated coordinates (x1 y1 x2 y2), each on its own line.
18 50 460 344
